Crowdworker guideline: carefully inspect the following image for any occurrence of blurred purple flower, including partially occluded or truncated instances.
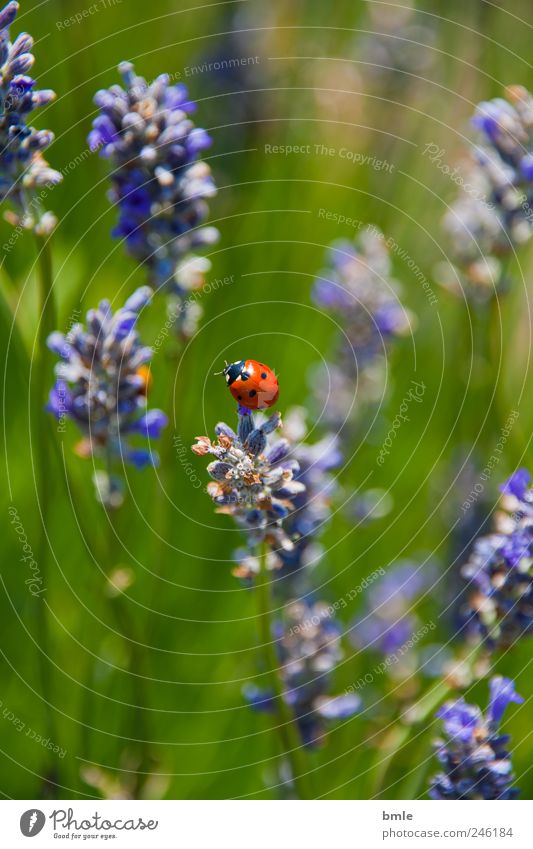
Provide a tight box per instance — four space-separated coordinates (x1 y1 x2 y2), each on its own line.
430 677 522 799
461 468 533 649
350 560 436 658
0 1 61 229
245 600 361 748
47 287 167 507
442 86 533 299
311 228 411 432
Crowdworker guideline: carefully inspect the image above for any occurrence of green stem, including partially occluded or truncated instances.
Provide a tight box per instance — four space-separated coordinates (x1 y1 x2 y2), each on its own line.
105 491 154 798
256 543 313 799
58 451 112 767
33 232 60 795
370 677 451 799
151 347 182 573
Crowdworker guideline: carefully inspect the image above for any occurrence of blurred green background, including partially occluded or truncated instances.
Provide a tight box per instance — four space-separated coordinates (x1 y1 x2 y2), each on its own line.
2 0 533 799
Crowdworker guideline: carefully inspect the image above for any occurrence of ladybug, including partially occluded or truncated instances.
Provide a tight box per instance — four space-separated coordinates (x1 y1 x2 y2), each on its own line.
221 359 279 410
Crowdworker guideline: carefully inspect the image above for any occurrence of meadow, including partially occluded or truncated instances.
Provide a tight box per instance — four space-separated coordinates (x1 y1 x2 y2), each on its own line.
1 0 533 800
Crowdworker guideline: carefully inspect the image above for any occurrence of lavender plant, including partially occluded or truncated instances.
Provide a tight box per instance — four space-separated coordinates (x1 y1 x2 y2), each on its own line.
193 397 361 794
89 61 218 338
312 228 410 433
47 287 167 508
310 227 412 533
429 676 523 799
350 561 435 659
194 404 311 793
274 416 342 588
192 409 304 551
1 0 63 792
0 1 61 233
246 599 360 749
438 89 533 619
441 86 533 300
0 0 61 402
47 287 168 793
461 469 533 650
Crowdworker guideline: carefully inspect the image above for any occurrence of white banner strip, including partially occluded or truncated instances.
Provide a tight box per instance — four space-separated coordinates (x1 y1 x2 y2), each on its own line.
1 799 533 847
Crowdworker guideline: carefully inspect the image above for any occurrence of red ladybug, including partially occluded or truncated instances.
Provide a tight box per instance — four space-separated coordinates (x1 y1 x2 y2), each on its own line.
222 359 279 410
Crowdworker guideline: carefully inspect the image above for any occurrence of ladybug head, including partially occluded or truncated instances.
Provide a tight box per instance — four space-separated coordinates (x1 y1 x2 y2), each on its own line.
223 360 245 386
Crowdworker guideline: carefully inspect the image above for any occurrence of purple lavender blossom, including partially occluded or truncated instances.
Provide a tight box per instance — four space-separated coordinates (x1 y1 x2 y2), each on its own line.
442 86 533 299
194 405 359 749
88 61 218 320
313 231 408 361
312 228 410 431
429 676 523 799
461 468 533 649
268 408 341 591
192 409 305 554
0 1 61 230
245 600 361 748
500 468 531 500
227 408 342 590
47 287 167 507
350 560 435 658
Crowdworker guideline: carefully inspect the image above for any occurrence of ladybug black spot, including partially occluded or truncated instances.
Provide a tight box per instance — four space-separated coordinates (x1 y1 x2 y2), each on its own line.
237 395 242 400
261 372 267 379
249 389 257 398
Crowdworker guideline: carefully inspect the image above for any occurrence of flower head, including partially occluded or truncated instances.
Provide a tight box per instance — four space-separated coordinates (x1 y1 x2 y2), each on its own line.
263 407 341 589
0 1 61 229
89 61 218 308
429 677 522 799
278 601 361 747
245 600 360 748
312 228 410 431
487 676 523 725
314 231 409 361
442 86 533 299
461 468 533 649
47 287 167 506
350 560 435 658
192 409 305 553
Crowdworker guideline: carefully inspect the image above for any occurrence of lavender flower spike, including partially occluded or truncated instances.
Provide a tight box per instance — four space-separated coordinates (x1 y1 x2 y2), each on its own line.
192 409 304 554
232 406 342 589
349 560 436 662
311 228 411 431
461 468 533 649
89 61 218 313
245 600 361 748
429 676 523 799
441 86 533 299
274 410 341 589
47 287 168 508
0 1 61 231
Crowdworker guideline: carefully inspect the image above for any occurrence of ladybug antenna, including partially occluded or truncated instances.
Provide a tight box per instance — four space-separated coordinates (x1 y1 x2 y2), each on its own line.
213 360 228 376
